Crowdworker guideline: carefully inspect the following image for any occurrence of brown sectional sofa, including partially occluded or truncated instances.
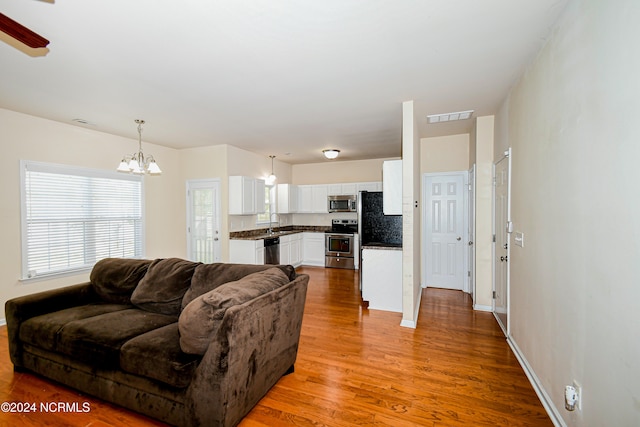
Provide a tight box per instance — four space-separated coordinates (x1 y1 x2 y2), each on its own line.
5 257 309 427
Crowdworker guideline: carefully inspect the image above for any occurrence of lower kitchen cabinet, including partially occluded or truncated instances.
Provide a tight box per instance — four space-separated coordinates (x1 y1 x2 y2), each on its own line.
229 239 265 265
302 232 325 267
361 248 402 312
279 233 302 267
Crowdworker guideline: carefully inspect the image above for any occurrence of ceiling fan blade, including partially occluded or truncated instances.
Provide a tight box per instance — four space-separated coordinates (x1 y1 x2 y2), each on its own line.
0 13 49 49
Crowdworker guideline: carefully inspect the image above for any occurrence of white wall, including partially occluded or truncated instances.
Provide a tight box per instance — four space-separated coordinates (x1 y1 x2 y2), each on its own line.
180 144 230 259
499 0 640 425
472 116 495 310
0 109 183 320
292 158 395 184
420 134 470 173
400 100 421 328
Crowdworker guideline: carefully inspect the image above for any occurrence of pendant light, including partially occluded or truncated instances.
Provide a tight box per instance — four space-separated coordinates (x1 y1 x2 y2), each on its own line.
267 155 276 185
117 119 162 175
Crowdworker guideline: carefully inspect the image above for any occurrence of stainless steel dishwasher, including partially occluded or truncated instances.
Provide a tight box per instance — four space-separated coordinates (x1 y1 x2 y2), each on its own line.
264 237 280 264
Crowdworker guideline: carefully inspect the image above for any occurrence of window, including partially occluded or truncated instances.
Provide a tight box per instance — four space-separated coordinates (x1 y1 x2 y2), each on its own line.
21 161 144 280
257 185 276 225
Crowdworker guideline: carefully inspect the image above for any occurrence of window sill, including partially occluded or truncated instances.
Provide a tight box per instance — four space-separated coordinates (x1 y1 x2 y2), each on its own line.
19 267 92 284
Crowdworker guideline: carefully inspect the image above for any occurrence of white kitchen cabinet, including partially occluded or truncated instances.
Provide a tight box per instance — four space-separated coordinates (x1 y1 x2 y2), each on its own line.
383 160 402 215
327 183 357 196
290 234 302 266
341 183 357 195
327 184 342 196
255 178 266 214
280 233 302 267
302 232 325 266
297 185 328 213
228 176 265 215
361 248 402 312
256 245 265 265
277 184 298 214
279 235 291 265
297 185 312 213
229 239 265 264
311 185 328 213
356 182 382 193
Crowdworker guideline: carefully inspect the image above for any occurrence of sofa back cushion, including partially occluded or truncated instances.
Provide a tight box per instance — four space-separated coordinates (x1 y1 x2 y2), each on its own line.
178 267 290 355
182 263 295 310
130 258 200 315
90 258 153 304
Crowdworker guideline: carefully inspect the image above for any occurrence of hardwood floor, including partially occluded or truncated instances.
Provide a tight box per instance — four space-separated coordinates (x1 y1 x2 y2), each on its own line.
0 267 552 426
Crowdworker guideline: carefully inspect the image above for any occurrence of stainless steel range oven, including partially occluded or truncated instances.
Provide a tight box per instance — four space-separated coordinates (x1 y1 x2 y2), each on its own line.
325 219 357 269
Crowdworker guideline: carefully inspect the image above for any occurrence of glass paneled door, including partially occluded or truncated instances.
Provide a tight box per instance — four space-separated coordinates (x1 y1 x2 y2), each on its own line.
186 179 221 263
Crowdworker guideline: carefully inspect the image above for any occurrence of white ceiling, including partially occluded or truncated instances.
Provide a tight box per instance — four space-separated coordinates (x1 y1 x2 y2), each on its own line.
0 0 568 164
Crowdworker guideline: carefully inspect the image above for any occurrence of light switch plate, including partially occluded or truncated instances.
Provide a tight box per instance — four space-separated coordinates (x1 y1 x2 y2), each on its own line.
514 231 524 247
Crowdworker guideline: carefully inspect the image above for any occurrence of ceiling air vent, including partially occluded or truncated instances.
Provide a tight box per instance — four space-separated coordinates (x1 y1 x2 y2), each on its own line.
427 110 474 124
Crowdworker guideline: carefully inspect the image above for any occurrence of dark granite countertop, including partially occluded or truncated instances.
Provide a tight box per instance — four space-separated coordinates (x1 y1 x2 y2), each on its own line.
230 226 330 240
361 242 403 250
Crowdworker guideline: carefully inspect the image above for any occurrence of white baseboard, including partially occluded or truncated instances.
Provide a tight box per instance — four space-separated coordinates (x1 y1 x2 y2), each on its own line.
507 337 566 427
0 318 6 326
400 319 416 328
400 287 423 329
473 304 492 312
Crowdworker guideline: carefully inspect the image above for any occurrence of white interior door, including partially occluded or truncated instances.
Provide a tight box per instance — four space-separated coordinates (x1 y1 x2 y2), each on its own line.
493 151 511 334
187 179 221 263
424 172 467 291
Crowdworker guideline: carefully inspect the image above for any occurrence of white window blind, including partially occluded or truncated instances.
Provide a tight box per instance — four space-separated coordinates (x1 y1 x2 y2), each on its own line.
21 161 144 279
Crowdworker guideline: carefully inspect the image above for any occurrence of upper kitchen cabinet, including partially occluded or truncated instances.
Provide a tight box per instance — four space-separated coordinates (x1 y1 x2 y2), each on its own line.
298 185 328 213
357 182 382 193
229 176 265 215
277 184 298 214
327 183 357 196
383 160 402 215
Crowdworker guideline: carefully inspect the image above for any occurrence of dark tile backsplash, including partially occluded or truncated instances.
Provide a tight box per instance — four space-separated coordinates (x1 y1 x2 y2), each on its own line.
360 192 402 246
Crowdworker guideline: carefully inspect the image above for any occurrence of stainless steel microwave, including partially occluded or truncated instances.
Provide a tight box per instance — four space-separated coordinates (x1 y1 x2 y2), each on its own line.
327 195 357 213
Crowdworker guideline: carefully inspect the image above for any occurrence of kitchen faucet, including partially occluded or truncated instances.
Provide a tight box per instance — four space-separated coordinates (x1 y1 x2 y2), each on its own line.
269 213 280 234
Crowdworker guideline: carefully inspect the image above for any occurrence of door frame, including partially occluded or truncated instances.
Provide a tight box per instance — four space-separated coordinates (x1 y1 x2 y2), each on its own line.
468 164 476 302
422 171 470 293
186 179 222 263
492 148 512 336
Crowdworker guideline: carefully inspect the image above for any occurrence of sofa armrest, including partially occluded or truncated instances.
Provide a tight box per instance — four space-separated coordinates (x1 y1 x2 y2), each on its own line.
186 274 309 427
5 282 101 367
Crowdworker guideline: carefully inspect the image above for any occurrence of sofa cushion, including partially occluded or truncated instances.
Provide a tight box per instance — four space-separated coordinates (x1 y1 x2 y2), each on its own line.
120 323 201 388
182 263 295 309
19 303 132 352
179 267 290 355
56 309 178 367
90 258 152 304
131 258 200 315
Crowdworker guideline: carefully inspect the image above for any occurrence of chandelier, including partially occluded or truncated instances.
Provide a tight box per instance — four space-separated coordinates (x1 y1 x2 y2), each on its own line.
117 119 162 175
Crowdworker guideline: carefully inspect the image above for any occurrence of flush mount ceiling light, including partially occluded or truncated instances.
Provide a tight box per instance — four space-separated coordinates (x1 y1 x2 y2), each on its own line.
427 110 474 124
117 119 162 175
266 155 276 185
323 149 340 160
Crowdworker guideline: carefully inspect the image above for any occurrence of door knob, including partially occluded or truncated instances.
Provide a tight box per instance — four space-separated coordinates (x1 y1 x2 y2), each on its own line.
468 241 473 246
456 236 462 241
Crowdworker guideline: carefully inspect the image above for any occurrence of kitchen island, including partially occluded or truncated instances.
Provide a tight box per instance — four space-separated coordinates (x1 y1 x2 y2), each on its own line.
360 244 402 313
